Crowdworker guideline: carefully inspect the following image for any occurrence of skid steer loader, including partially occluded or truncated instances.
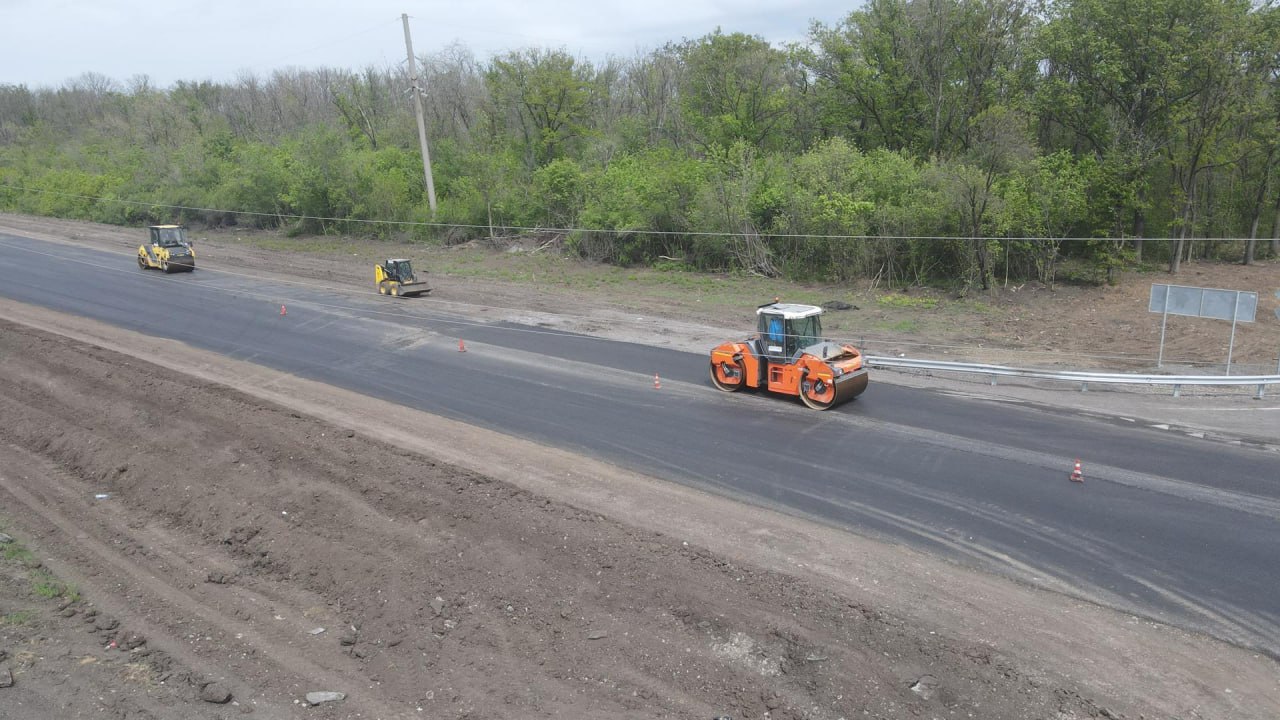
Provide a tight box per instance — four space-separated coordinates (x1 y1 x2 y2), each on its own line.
137 225 195 273
375 258 431 297
709 301 868 410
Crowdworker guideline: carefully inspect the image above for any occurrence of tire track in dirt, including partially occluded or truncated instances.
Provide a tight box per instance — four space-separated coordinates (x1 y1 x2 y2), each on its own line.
0 437 414 719
0 468 326 717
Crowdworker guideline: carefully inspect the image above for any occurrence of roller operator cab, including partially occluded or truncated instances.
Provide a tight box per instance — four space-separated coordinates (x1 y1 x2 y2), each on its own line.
137 225 195 273
709 302 869 410
375 258 431 297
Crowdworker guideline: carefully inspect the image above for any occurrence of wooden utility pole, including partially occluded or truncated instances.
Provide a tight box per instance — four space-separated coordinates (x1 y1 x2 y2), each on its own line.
402 13 437 218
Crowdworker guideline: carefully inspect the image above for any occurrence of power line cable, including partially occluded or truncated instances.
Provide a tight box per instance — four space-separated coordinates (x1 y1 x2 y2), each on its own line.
249 17 404 71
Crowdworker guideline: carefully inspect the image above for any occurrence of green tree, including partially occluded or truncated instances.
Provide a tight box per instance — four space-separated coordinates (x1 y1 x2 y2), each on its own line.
577 148 705 264
994 150 1093 284
532 158 584 228
938 107 1035 291
689 142 787 276
675 30 797 152
1034 0 1255 265
329 68 396 150
1165 0 1255 273
807 0 928 153
1230 4 1280 263
615 47 685 152
809 0 1036 157
485 49 599 167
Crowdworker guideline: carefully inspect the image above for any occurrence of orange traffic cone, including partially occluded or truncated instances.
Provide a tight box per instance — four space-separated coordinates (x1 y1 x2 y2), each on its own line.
458 339 467 352
280 304 287 316
654 374 661 389
1069 459 1084 483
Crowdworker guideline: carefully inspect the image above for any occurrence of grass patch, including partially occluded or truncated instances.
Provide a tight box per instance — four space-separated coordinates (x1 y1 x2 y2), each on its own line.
2 540 34 565
1 528 80 602
251 236 361 255
30 570 70 599
2 610 33 626
876 294 939 310
871 318 922 333
887 319 920 333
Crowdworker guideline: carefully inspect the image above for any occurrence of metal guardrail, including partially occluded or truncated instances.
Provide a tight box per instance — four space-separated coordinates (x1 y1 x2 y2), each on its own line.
866 356 1280 399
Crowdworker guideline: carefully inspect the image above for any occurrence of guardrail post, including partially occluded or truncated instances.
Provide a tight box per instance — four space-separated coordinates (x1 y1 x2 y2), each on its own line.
1257 384 1266 400
990 374 997 386
1172 384 1181 398
1080 382 1087 392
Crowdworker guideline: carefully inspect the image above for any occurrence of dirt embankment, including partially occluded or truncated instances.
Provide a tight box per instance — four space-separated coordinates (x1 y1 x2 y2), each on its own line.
0 318 1129 720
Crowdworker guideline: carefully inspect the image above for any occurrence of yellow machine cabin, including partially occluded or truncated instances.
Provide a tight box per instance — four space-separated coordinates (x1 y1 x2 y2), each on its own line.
375 258 431 297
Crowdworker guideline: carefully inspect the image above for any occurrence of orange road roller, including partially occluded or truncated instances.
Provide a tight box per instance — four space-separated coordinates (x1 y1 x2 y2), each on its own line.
709 302 868 410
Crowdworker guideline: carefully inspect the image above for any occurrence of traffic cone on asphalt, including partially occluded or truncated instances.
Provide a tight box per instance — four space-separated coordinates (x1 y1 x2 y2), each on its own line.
654 374 661 389
458 339 466 352
280 304 287 316
1069 459 1084 483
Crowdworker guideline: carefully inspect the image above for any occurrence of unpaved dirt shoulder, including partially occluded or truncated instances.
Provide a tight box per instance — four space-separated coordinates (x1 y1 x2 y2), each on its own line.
3 299 1278 719
0 524 194 720
0 308 1097 720
0 449 327 720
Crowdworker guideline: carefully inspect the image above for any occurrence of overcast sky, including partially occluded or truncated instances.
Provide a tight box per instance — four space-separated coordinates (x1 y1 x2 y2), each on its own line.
1 1 850 90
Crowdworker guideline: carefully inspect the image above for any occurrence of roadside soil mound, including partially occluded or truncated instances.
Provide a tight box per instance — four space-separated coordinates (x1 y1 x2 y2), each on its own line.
0 320 1110 719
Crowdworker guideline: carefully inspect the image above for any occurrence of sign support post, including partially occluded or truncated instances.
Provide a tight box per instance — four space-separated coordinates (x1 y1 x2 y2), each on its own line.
1158 289 1171 368
1274 291 1280 375
1226 291 1241 376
